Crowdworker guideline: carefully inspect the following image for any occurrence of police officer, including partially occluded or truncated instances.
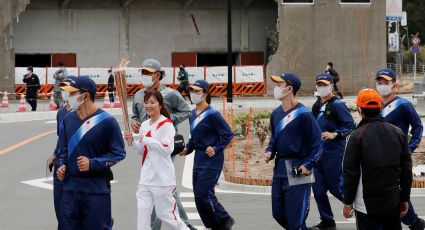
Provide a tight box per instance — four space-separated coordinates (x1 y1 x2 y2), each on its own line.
265 73 323 230
375 68 425 230
23 66 40 111
311 73 355 229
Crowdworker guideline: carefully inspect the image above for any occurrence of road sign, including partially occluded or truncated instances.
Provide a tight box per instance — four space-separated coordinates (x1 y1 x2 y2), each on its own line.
386 0 402 21
412 36 421 46
412 46 420 53
401 11 407 26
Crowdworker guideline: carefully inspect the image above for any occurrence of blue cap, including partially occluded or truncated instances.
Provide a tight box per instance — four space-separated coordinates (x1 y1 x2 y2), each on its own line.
61 76 97 95
271 72 301 93
59 75 78 89
376 68 396 81
190 80 209 91
315 73 334 85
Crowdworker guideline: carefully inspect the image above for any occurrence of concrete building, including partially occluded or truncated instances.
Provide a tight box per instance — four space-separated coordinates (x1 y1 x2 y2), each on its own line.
267 0 386 94
0 0 386 95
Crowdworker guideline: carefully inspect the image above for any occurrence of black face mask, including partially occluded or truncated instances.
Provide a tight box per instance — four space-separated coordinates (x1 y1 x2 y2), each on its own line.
180 67 184 71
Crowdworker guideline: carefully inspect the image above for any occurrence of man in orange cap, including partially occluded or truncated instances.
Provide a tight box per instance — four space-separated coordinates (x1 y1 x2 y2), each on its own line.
342 88 412 230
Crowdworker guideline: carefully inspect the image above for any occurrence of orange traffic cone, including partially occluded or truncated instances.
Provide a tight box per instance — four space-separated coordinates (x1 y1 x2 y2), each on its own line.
113 92 122 108
102 91 111 108
1 91 9 108
49 94 57 111
16 93 27 112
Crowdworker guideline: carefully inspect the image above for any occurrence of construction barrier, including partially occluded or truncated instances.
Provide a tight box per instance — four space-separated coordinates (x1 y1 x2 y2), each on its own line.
14 65 266 97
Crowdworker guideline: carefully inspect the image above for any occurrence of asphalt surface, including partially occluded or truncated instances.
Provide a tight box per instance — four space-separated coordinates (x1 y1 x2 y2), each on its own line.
1 110 425 230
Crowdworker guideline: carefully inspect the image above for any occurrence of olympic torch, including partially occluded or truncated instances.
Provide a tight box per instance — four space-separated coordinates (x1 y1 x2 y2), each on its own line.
114 62 132 146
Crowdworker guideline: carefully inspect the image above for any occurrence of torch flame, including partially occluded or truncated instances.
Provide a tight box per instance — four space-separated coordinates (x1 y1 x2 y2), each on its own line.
118 59 131 70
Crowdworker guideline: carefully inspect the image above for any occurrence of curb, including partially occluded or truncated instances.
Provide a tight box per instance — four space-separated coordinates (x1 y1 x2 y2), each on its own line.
217 173 272 194
0 108 124 123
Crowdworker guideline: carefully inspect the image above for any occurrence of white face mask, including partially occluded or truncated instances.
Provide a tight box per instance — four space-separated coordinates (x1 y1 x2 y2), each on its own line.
141 75 154 88
68 94 84 111
273 86 291 100
27 71 32 75
62 91 70 103
190 92 205 105
376 84 393 96
316 85 332 98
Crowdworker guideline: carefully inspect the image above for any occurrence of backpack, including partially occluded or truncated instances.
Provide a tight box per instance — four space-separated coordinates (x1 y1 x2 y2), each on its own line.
312 96 338 120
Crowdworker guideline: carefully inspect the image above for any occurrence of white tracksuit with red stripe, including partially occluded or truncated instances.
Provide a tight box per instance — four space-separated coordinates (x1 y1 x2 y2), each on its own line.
133 115 188 230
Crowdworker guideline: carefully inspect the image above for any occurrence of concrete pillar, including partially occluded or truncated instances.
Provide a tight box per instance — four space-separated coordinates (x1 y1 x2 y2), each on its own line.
0 0 29 96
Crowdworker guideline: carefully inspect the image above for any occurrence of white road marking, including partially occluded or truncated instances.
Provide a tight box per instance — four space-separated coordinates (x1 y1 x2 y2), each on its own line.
181 202 196 208
45 120 57 124
21 177 117 190
186 213 201 220
179 192 194 198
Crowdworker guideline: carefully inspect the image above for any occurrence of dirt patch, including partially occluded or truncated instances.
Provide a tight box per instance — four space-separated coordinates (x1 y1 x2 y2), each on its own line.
224 111 425 185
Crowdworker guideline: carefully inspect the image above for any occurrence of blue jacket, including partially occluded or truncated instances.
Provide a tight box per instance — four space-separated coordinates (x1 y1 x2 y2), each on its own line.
58 109 126 193
186 106 233 170
266 103 323 173
312 97 355 155
382 96 423 152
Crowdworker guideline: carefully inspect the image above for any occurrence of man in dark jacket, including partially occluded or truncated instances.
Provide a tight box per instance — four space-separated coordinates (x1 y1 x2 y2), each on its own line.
23 66 40 111
325 62 343 99
107 69 115 103
342 88 412 230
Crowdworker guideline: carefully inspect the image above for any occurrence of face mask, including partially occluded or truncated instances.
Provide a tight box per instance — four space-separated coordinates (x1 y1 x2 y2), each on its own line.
62 91 70 102
68 94 84 111
190 93 204 105
316 85 332 97
376 84 393 96
141 75 154 88
274 86 291 100
180 67 184 71
27 71 32 75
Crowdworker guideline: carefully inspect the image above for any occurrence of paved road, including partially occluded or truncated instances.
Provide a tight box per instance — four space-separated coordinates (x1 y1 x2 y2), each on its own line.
1 112 424 230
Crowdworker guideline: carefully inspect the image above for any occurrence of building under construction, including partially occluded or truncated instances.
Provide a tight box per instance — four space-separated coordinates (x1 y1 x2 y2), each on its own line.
0 0 385 95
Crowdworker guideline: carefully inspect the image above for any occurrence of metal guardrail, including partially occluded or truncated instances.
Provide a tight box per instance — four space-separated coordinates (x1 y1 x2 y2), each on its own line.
404 64 414 73
420 64 425 74
387 63 400 73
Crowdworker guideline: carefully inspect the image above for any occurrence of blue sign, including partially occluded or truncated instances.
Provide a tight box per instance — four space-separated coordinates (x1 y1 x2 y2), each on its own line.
412 46 420 53
386 16 402 21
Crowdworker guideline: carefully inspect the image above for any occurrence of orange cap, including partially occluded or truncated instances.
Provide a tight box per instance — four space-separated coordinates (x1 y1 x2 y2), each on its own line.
356 88 382 109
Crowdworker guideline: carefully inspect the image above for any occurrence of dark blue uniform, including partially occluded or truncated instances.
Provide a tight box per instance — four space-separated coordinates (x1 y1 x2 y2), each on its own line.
382 96 423 225
312 97 355 223
266 103 323 230
186 106 233 229
53 107 72 227
58 109 126 230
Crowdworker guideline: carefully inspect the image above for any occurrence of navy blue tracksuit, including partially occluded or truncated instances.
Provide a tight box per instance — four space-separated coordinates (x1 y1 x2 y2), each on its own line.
266 103 323 230
53 107 72 227
382 96 423 225
312 97 355 222
186 106 233 228
57 109 126 230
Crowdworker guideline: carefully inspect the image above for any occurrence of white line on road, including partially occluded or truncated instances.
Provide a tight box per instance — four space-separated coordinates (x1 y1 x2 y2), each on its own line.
187 213 201 220
45 120 57 124
179 192 194 198
21 177 117 190
181 202 196 208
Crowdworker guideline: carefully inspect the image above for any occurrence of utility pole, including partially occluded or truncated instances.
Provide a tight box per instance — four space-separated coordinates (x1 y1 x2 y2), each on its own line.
227 0 233 103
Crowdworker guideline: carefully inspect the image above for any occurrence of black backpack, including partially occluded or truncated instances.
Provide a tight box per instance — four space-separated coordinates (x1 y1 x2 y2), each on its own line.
312 96 338 120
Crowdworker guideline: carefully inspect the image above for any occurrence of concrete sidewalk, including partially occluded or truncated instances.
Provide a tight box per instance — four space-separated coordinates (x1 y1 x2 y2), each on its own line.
0 94 418 123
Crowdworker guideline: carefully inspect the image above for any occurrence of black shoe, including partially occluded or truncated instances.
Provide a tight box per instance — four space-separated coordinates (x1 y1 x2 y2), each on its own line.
410 217 425 230
187 224 197 230
222 216 235 230
313 220 336 230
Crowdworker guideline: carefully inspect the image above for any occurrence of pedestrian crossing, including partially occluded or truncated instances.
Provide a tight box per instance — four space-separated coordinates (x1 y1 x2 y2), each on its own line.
178 191 204 229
